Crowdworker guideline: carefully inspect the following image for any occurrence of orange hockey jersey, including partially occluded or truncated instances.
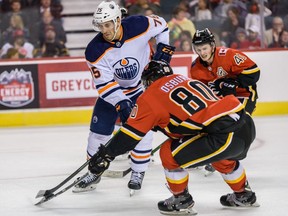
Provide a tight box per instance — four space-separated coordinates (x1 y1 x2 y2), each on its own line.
105 74 245 157
190 47 260 99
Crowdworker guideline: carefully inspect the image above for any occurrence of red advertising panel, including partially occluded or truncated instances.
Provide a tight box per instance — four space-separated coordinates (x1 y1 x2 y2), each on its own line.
170 54 193 78
38 61 98 108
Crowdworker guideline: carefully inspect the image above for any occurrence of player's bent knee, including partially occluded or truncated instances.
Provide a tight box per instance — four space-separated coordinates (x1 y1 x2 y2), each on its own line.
160 139 180 170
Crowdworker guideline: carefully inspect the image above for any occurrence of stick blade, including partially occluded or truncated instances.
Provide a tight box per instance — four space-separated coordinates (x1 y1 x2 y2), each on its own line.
35 190 48 198
102 168 131 178
34 194 54 206
35 189 53 198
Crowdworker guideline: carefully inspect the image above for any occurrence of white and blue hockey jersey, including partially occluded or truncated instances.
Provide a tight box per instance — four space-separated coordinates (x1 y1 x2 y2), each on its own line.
85 15 169 106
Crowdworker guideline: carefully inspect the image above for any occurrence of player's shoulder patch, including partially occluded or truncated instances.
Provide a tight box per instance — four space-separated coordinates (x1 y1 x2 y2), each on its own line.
218 47 228 56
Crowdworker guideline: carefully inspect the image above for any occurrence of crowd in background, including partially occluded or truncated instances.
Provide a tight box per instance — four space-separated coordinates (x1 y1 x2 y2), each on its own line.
121 0 288 51
0 0 69 59
1 0 288 59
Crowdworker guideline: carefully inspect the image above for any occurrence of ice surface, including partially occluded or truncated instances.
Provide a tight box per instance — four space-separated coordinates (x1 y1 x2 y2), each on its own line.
1 116 288 216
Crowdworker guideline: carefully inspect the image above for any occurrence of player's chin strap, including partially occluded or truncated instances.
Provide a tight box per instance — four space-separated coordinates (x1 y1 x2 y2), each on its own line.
153 43 175 63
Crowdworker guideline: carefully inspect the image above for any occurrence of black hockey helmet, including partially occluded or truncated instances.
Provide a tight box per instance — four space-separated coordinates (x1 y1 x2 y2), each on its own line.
141 60 173 88
192 28 215 45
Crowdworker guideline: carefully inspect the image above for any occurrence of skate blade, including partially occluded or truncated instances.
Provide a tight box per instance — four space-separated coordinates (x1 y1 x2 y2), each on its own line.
72 184 97 193
129 189 135 197
252 202 260 207
159 207 198 215
223 201 260 208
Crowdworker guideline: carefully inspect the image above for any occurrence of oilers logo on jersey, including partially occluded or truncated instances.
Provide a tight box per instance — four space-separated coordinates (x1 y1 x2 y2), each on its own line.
113 57 140 80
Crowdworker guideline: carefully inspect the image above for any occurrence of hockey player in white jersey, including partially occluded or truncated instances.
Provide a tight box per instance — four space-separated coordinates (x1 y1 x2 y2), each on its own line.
73 0 175 194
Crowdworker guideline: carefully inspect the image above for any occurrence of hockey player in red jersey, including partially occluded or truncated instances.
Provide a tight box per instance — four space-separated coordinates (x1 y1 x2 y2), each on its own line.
73 0 175 194
190 28 260 115
87 60 259 215
190 28 260 175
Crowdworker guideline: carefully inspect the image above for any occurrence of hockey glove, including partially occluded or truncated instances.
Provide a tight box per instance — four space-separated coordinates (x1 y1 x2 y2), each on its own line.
153 42 175 63
208 78 239 96
115 99 133 123
88 144 115 175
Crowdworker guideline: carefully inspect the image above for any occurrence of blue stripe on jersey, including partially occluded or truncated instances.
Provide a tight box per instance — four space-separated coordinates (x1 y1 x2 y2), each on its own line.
96 79 115 89
125 88 143 98
102 86 121 98
162 27 169 33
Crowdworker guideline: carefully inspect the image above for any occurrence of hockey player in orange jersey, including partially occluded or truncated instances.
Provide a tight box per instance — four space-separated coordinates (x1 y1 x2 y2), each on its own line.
190 28 260 114
190 28 260 175
87 60 259 215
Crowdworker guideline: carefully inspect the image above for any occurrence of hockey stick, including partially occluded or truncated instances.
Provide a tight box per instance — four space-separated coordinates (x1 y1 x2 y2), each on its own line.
35 160 90 204
34 138 167 204
35 172 90 205
102 138 167 178
34 128 123 204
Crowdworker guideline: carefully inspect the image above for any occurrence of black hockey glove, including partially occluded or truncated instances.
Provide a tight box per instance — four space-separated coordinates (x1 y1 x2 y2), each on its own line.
88 144 115 175
115 99 133 123
208 78 239 96
153 42 175 63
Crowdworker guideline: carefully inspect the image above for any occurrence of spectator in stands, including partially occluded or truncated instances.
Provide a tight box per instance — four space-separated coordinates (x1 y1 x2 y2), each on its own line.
2 47 20 59
124 0 160 9
179 38 193 51
28 0 63 24
220 6 245 47
193 0 212 21
34 25 69 57
144 7 155 16
269 29 288 48
247 25 262 49
245 1 271 37
1 0 60 12
230 27 250 49
127 0 160 16
1 14 30 44
213 0 246 24
0 29 34 58
30 10 66 47
1 0 29 31
173 30 192 50
264 16 284 47
168 7 196 47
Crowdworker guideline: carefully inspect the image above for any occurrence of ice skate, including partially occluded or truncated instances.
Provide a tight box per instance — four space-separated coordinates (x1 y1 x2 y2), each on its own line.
72 172 101 193
220 182 260 207
158 189 197 215
128 170 145 196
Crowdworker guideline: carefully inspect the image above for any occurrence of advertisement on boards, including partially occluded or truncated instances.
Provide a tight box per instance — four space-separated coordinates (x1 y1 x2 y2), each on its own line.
0 54 193 110
38 61 98 108
0 64 39 110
